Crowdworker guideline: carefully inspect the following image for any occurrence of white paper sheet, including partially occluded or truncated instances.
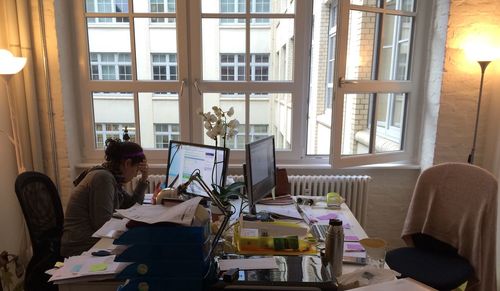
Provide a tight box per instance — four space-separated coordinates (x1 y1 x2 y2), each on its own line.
49 255 130 283
92 218 129 238
218 257 279 271
256 204 303 220
115 196 202 225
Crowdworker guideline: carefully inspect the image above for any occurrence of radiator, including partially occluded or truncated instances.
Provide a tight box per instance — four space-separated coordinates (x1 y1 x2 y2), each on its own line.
127 174 371 227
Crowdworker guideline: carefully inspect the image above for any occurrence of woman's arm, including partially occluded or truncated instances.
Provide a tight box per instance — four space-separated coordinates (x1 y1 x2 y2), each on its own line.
88 171 116 230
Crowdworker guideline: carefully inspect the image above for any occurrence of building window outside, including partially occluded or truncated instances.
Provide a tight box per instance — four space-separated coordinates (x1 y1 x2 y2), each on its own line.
86 0 129 23
226 124 269 149
154 123 180 148
95 123 135 148
150 0 176 23
90 53 132 80
220 53 269 81
220 0 270 24
152 53 178 80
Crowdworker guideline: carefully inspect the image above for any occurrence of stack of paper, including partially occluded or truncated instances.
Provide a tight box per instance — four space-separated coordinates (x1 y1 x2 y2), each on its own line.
49 255 130 284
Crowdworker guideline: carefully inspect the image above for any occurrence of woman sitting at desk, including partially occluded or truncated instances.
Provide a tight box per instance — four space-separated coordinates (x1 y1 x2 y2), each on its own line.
61 138 149 257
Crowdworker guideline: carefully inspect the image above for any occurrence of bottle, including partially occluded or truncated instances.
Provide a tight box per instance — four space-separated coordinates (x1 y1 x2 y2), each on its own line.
324 218 344 277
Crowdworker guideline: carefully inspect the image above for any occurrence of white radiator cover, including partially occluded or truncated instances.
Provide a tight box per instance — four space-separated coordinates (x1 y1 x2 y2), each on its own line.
127 174 371 227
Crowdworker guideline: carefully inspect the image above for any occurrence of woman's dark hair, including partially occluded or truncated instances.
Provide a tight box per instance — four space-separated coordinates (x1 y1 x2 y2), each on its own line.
104 138 145 167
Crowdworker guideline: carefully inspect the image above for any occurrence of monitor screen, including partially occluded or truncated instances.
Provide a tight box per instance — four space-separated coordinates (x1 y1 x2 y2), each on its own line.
166 141 230 197
245 136 276 215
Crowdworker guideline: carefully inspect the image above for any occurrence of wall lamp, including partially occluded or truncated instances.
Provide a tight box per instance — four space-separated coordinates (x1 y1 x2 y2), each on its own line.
0 49 27 173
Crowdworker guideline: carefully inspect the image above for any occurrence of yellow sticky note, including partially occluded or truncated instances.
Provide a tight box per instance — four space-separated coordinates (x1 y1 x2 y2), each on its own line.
89 263 108 272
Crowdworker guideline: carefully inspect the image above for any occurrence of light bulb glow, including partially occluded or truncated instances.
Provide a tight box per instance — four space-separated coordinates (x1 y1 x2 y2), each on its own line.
0 49 27 75
462 34 500 62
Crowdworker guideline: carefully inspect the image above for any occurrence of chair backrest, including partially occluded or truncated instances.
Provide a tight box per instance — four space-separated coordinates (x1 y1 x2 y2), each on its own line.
402 162 498 291
15 171 64 256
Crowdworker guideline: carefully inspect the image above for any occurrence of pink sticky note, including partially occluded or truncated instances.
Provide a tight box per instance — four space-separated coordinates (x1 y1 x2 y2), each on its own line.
316 213 338 221
345 235 359 242
345 243 365 252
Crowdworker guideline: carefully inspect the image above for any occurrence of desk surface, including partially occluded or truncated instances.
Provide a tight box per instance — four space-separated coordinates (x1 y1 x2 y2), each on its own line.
59 198 369 291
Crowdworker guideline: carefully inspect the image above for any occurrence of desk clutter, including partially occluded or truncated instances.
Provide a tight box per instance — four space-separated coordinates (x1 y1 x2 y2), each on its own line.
50 194 416 291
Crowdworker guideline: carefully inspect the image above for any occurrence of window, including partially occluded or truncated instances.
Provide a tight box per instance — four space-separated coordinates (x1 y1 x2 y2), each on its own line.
85 0 129 23
150 0 176 23
220 54 269 81
152 53 178 80
75 0 427 166
154 124 180 148
90 53 132 80
226 124 269 149
95 123 135 148
220 0 270 24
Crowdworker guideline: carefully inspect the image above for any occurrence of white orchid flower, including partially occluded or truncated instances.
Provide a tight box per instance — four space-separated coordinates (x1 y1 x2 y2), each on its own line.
204 121 212 130
227 119 240 129
209 114 217 123
228 128 238 138
227 107 234 117
206 129 217 140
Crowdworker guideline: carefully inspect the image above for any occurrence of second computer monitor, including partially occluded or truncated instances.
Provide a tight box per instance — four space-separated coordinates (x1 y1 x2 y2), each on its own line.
166 141 229 197
245 136 276 215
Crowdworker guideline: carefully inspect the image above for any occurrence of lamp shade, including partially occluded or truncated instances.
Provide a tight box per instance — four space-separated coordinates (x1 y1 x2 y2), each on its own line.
0 49 27 75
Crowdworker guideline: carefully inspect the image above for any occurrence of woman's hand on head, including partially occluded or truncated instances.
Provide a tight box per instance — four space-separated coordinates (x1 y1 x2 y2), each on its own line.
138 161 149 181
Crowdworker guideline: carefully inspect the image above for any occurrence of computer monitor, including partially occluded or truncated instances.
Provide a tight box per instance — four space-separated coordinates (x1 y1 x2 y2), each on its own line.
245 136 276 215
166 141 230 197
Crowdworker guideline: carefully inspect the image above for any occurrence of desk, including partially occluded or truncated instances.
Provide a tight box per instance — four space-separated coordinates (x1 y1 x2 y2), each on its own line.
59 199 368 291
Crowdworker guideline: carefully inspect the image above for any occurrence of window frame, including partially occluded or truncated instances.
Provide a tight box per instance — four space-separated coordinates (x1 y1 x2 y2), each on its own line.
73 0 429 167
330 0 429 168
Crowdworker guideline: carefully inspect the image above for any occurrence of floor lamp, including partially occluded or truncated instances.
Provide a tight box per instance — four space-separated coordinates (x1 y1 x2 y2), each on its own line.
467 60 492 164
0 49 27 173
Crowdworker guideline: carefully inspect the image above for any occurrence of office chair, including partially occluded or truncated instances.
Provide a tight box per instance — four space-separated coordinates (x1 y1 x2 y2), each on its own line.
15 171 64 291
386 163 498 291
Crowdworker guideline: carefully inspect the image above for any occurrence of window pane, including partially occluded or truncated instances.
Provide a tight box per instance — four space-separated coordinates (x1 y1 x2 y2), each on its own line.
378 14 412 80
384 0 415 12
345 11 379 80
268 93 292 150
307 1 336 155
86 0 129 13
251 18 293 81
203 0 293 14
374 93 405 153
134 18 178 80
133 0 176 13
350 0 380 7
138 92 180 149
202 19 246 81
92 92 135 148
87 18 131 79
154 123 180 148
341 93 371 156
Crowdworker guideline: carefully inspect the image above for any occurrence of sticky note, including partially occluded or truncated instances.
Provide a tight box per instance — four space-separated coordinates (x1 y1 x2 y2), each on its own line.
89 263 108 272
71 264 83 273
316 213 338 221
345 243 365 252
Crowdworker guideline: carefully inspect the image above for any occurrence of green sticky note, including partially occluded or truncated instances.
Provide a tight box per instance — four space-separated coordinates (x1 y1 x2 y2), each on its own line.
89 263 108 272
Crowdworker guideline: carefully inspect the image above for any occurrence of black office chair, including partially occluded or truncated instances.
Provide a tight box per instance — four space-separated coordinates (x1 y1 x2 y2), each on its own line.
15 171 64 291
386 233 473 290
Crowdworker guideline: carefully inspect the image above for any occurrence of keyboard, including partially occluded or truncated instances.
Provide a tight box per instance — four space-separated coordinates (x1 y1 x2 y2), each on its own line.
310 224 329 241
